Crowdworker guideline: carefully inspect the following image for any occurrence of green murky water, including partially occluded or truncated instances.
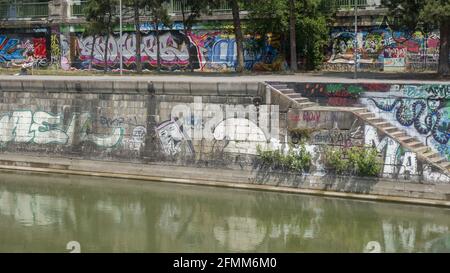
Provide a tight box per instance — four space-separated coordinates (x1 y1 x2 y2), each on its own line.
0 170 449 253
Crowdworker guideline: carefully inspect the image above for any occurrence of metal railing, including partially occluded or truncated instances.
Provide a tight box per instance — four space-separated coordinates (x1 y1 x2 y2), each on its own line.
170 0 231 13
335 0 369 9
0 2 48 18
71 1 87 17
69 0 231 17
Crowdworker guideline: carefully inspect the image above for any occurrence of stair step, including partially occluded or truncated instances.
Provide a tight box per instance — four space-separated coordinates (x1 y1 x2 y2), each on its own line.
279 88 295 92
408 141 423 148
286 93 302 98
298 102 316 108
271 85 288 89
360 112 375 117
373 122 391 127
366 117 383 123
423 152 439 159
293 98 310 103
398 136 414 142
430 157 446 164
391 131 406 137
352 108 369 113
414 146 429 153
384 127 399 132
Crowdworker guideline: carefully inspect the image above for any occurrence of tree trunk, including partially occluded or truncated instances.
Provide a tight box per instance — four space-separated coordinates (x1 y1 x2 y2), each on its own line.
156 23 161 71
289 0 297 72
181 1 192 72
104 9 112 73
231 0 244 73
135 0 142 73
103 34 110 73
89 35 96 71
438 20 449 76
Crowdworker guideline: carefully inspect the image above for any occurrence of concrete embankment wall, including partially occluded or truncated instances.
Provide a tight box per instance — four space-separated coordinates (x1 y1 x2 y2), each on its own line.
0 79 449 203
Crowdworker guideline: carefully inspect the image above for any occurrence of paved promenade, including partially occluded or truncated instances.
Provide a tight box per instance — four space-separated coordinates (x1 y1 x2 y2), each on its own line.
0 72 449 84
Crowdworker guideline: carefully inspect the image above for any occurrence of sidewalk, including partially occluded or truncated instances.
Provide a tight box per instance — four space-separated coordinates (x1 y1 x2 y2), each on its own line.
0 71 449 84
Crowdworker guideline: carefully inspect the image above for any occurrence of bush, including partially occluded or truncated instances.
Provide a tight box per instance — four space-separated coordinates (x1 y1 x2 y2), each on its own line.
347 147 382 177
324 147 349 175
257 144 312 174
324 146 382 177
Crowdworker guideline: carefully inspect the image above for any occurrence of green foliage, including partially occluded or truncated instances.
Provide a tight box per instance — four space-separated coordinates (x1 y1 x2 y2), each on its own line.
296 15 329 70
256 144 312 174
347 147 382 177
245 0 336 70
324 147 382 177
289 128 316 142
382 0 450 30
324 147 349 175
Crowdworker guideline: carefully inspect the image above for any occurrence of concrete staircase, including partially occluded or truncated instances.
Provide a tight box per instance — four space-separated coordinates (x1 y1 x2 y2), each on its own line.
269 83 317 109
352 107 450 175
266 82 450 176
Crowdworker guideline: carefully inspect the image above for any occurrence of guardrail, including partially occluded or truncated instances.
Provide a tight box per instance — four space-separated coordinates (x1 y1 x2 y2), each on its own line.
335 0 370 9
0 2 48 19
69 0 231 17
171 0 231 13
71 1 87 17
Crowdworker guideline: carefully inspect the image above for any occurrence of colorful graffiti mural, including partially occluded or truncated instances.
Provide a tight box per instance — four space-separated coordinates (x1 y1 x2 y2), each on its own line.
72 30 286 72
0 35 48 66
327 28 443 71
293 82 390 106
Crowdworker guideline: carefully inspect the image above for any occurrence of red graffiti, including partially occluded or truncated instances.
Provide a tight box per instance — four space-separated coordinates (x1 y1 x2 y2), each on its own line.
360 83 391 92
32 38 47 58
327 97 357 106
302 111 321 123
288 114 301 122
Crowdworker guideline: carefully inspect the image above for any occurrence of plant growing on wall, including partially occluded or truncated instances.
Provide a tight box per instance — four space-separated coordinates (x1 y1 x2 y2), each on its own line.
324 147 349 175
289 128 317 143
256 144 312 174
324 146 382 177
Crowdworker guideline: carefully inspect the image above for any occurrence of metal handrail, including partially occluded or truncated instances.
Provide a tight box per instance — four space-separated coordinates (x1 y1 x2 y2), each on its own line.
0 2 49 18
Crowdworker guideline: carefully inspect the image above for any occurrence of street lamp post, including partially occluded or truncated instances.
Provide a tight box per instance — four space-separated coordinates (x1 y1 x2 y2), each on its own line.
354 0 358 79
119 0 123 75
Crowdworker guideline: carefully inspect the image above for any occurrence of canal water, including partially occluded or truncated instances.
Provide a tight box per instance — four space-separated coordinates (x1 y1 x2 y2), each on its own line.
0 170 449 253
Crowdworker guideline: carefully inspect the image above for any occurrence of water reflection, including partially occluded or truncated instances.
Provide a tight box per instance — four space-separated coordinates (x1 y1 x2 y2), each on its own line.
0 170 449 253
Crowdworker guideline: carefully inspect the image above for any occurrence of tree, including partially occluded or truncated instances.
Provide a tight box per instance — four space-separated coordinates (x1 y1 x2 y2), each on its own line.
383 0 450 76
122 0 147 73
84 0 118 73
230 0 245 73
147 0 171 71
246 0 334 70
289 0 297 71
83 21 104 71
178 0 210 71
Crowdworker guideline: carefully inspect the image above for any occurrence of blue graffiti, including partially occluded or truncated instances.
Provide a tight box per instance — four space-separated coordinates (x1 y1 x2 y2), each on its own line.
0 35 26 63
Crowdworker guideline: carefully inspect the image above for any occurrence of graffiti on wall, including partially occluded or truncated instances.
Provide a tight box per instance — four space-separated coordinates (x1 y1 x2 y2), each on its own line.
72 30 286 72
156 119 194 156
0 110 124 148
0 35 48 66
365 124 449 182
327 28 443 71
294 83 390 106
364 84 450 161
